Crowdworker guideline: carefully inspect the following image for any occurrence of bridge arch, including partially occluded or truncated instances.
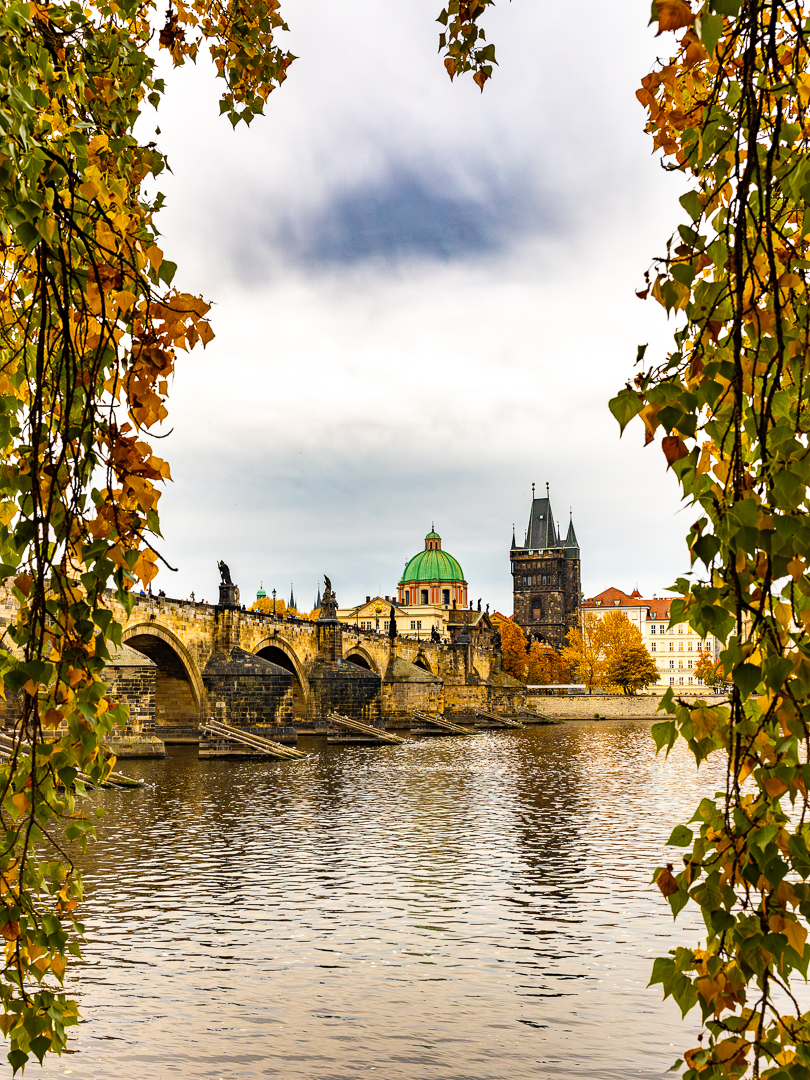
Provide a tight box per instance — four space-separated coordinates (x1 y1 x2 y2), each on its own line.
413 653 433 675
122 623 204 735
253 636 309 718
343 646 379 674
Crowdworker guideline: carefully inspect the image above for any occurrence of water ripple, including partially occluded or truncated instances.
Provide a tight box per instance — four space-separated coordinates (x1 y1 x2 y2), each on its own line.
38 721 728 1079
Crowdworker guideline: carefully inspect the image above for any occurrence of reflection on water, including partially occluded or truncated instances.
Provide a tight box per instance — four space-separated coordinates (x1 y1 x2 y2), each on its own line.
37 721 726 1080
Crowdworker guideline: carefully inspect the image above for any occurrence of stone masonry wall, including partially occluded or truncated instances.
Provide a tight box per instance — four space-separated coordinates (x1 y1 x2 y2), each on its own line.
525 691 728 720
381 681 444 726
105 664 156 733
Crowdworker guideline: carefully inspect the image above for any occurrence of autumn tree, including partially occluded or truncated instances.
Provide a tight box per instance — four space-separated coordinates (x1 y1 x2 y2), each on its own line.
526 640 570 685
694 648 724 688
496 617 528 681
610 1 810 1072
561 613 604 693
594 610 658 696
251 596 286 616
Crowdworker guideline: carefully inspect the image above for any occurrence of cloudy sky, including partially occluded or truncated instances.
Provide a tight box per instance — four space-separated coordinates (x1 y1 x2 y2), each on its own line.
144 0 690 613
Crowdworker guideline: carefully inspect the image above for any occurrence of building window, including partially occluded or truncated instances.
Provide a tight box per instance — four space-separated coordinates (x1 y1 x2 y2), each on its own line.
679 642 683 650
404 590 410 604
416 620 422 630
660 624 666 632
688 660 693 669
670 677 674 685
678 677 684 684
688 642 693 651
669 642 674 651
651 642 656 651
688 677 693 685
669 660 674 668
679 659 683 668
678 625 683 633
410 620 416 629
442 589 450 605
651 625 656 634
383 620 389 630
421 589 429 605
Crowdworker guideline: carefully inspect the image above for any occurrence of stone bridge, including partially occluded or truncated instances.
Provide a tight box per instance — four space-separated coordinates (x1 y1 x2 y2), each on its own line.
111 593 525 741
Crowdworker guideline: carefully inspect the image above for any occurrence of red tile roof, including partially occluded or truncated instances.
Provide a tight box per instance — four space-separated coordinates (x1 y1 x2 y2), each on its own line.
582 587 679 621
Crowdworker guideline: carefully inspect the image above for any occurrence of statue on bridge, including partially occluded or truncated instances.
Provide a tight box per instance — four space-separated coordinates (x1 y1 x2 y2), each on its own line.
320 575 338 620
217 560 239 608
388 604 397 640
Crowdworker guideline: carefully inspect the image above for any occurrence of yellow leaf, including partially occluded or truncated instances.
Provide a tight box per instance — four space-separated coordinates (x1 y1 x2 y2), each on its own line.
655 0 695 34
11 793 27 816
115 290 137 312
639 403 662 446
763 776 788 799
79 180 99 202
784 918 807 957
787 556 805 581
145 243 163 271
0 920 19 942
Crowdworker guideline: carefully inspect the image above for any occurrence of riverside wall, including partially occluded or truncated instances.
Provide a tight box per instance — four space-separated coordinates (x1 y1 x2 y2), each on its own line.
526 690 728 721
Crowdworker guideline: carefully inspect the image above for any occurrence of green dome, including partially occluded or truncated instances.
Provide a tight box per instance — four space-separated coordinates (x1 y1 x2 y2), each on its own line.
425 528 441 540
256 583 267 599
400 549 465 584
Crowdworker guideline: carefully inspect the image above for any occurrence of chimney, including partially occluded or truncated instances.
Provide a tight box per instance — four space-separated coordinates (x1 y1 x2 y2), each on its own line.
366 595 370 603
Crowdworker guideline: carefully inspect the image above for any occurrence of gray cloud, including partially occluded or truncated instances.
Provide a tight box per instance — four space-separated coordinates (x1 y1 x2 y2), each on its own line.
267 164 552 267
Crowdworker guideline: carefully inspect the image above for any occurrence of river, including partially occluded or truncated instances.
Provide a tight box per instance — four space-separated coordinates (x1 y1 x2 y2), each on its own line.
35 720 727 1080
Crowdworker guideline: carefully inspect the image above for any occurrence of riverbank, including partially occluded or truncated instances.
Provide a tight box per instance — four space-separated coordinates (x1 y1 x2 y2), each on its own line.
526 690 728 720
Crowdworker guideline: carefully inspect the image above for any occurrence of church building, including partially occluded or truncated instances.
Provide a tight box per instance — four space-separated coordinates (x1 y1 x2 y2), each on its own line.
511 485 581 649
397 528 468 609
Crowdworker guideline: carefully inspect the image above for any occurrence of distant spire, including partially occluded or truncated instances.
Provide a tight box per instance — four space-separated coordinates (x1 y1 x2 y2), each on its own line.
565 513 579 550
289 581 296 609
511 523 516 550
532 482 535 499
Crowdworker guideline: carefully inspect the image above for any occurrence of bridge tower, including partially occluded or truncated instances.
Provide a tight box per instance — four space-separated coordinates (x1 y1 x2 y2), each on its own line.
511 484 581 649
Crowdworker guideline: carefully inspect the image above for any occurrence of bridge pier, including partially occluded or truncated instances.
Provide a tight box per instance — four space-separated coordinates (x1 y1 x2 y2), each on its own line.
382 642 444 728
297 614 383 733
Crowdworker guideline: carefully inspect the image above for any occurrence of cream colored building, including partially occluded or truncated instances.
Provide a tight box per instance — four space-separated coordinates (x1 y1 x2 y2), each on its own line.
582 586 723 690
337 595 452 641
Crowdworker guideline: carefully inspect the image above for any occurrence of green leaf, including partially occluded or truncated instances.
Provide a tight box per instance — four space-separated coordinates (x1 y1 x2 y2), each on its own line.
652 720 678 754
679 191 704 222
7 1049 28 1076
697 14 723 54
667 824 694 847
609 387 644 435
732 662 761 698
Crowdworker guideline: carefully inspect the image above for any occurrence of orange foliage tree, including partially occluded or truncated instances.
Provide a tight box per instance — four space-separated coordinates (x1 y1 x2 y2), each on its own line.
495 617 528 681
561 613 604 693
526 641 570 685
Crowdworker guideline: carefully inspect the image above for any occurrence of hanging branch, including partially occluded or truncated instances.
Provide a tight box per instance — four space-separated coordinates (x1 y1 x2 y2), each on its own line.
612 0 810 1074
